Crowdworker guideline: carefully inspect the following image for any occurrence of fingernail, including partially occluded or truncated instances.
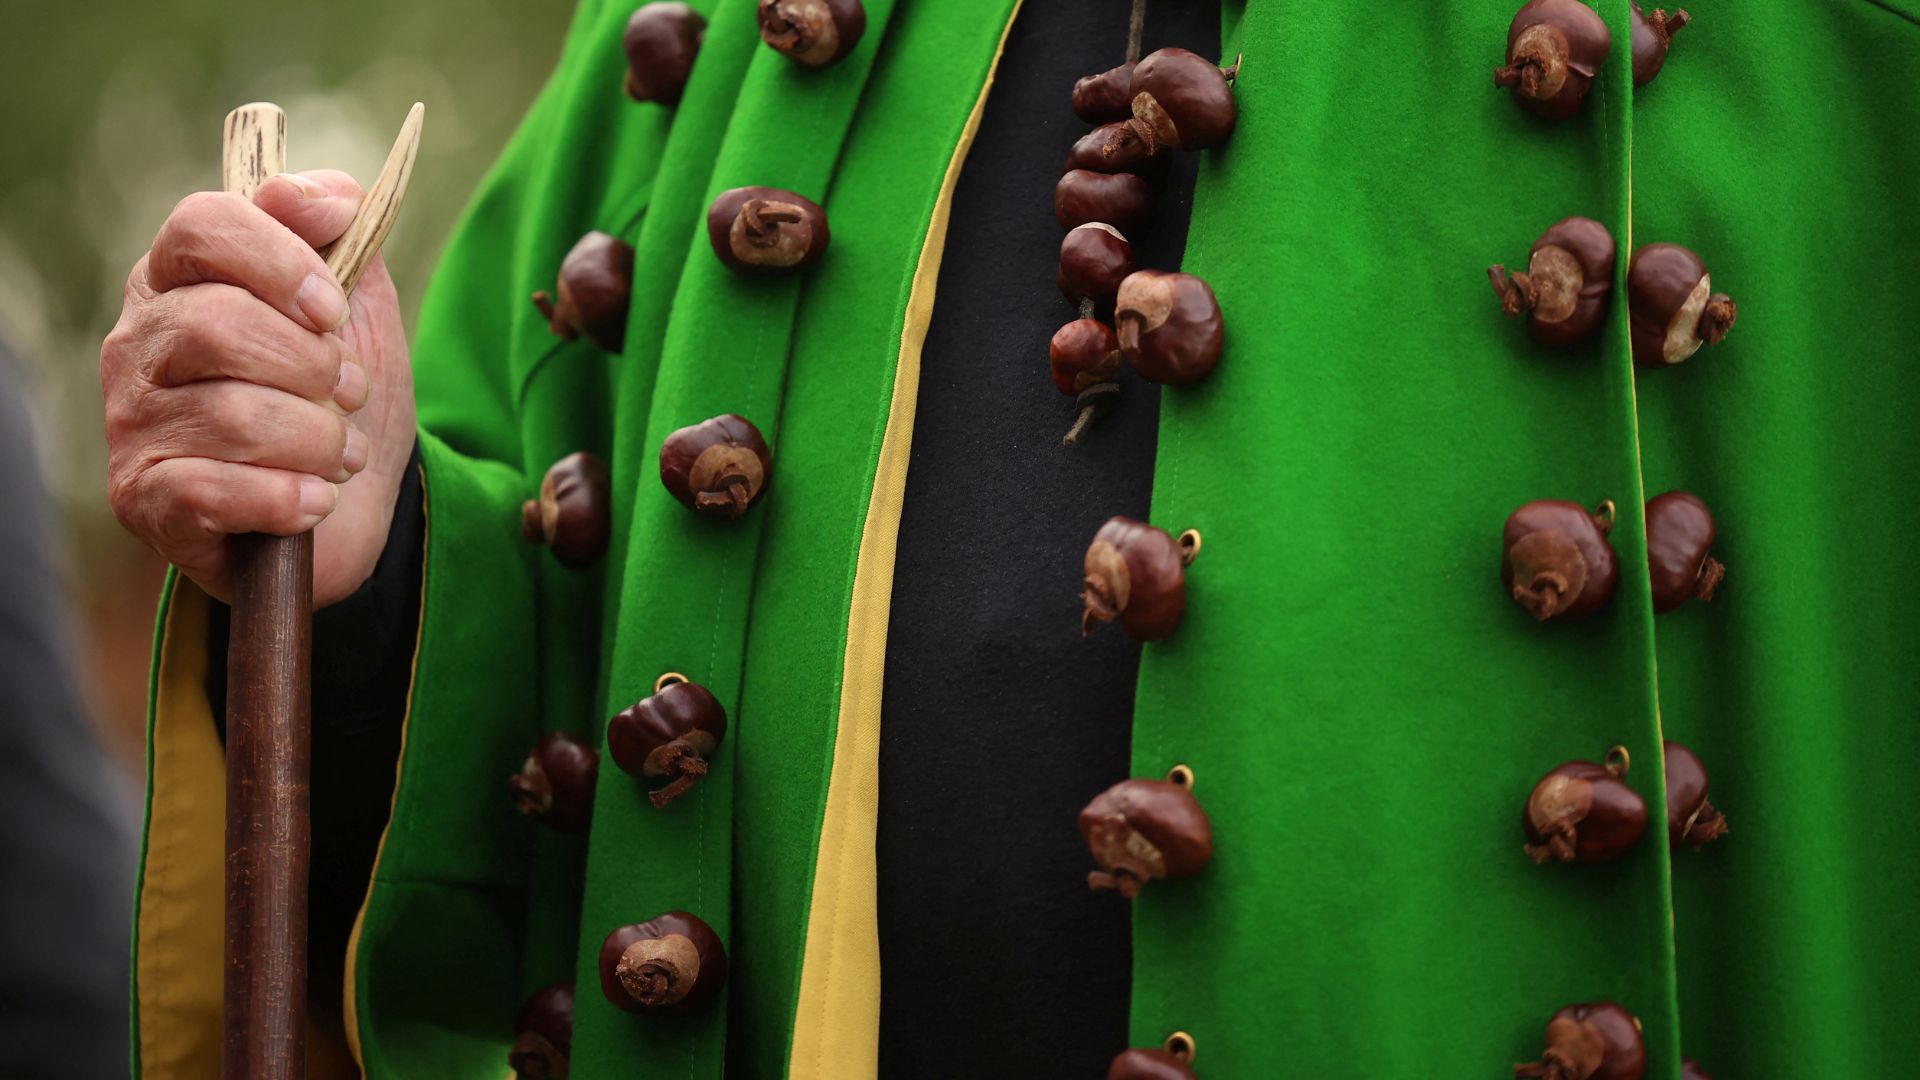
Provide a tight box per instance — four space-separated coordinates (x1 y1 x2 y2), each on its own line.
297 272 348 331
342 427 370 475
300 476 338 517
334 360 369 411
281 172 327 199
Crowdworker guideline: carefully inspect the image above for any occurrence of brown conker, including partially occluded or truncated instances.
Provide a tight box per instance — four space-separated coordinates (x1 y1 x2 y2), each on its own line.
607 678 728 808
1514 1002 1647 1080
1682 1058 1712 1080
1058 223 1137 308
1051 317 1124 448
1080 778 1214 899
707 186 830 275
522 452 611 570
756 0 865 69
1065 122 1169 180
1495 0 1613 120
1056 169 1151 233
1663 740 1727 850
598 911 727 1013
1073 62 1136 124
1629 2 1690 87
1502 499 1619 622
532 232 634 353
1082 516 1194 642
508 731 600 836
1120 47 1238 154
1490 216 1617 347
1627 243 1736 366
1645 491 1723 614
1115 270 1223 385
659 414 773 519
1522 748 1648 864
1107 1047 1197 1080
508 982 575 1079
624 2 706 105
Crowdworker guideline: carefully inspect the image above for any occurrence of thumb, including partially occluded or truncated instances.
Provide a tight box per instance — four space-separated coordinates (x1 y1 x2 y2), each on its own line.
254 169 365 251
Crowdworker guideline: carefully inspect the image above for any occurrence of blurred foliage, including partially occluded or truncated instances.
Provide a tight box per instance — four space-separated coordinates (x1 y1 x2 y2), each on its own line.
0 0 572 759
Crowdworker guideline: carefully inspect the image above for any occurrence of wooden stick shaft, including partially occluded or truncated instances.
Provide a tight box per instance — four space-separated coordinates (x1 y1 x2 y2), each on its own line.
221 102 311 1080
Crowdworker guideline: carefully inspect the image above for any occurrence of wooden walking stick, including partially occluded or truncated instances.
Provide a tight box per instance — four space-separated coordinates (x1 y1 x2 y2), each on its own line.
220 100 422 1080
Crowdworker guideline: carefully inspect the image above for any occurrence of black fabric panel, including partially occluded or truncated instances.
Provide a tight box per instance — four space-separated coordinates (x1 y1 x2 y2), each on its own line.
875 3 1219 1077
0 347 138 1080
206 438 422 1029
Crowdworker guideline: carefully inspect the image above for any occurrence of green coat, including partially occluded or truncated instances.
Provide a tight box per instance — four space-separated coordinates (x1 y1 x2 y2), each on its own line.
132 1 1920 1076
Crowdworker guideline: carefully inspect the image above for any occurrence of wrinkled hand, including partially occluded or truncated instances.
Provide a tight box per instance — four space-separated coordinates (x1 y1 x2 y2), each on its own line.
101 170 416 607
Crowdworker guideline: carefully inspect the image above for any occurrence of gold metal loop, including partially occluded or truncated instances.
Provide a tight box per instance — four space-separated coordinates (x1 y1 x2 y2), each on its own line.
1163 1030 1196 1063
1177 528 1203 566
1592 499 1617 537
653 672 689 695
1604 744 1631 777
1167 763 1195 789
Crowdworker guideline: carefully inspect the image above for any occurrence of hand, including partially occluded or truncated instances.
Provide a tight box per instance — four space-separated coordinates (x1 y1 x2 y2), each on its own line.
101 171 417 608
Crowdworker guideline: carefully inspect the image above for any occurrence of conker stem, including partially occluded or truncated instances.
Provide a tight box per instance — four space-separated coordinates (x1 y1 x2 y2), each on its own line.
615 935 701 1008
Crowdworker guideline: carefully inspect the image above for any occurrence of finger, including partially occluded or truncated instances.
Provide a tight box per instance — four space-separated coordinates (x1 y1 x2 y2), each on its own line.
140 379 368 482
254 169 365 250
146 283 367 411
119 456 337 551
146 191 347 332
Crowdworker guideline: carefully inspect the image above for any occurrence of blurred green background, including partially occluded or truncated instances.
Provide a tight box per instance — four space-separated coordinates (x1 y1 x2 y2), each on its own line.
0 0 571 771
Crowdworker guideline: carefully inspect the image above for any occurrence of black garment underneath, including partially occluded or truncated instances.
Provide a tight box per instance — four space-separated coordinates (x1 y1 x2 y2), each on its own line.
206 3 1219 1075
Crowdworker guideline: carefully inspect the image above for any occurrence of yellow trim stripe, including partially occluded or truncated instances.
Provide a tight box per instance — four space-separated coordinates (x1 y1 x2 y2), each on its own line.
135 583 224 1078
785 5 1023 1076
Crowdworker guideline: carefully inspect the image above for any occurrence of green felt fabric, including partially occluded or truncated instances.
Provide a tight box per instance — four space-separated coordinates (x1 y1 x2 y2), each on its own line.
350 430 541 1075
1629 2 1920 1075
1131 0 1684 1074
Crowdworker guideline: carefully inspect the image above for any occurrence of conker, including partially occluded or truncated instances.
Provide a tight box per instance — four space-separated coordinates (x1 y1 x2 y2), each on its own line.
1058 223 1136 308
1115 270 1223 385
1682 1058 1712 1080
1073 62 1136 123
1513 1001 1647 1080
1056 169 1151 232
521 452 611 569
1495 0 1613 120
607 678 728 808
508 732 600 836
1663 740 1727 850
707 186 830 275
532 231 634 353
1489 216 1617 347
597 911 727 1013
1629 2 1690 87
1051 318 1124 447
1107 1047 1197 1080
508 982 574 1079
623 3 706 105
659 414 773 519
1080 778 1214 899
1064 122 1168 180
1522 748 1648 864
1121 47 1237 154
756 0 865 69
1082 517 1194 642
1644 491 1724 613
1501 499 1619 622
1627 242 1736 366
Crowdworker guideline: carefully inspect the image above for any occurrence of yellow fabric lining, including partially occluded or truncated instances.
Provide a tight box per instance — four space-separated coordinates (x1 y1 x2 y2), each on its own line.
784 6 1023 1076
341 458 432 1073
136 582 223 1077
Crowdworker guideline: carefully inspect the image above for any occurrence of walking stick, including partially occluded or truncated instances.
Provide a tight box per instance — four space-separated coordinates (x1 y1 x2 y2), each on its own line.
220 100 423 1080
